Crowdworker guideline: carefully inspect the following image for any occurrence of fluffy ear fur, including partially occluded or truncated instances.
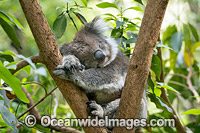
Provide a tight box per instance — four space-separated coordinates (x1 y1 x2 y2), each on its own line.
80 16 109 37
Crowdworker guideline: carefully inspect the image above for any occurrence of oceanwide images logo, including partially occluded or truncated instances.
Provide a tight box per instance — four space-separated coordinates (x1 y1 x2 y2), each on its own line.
24 115 175 129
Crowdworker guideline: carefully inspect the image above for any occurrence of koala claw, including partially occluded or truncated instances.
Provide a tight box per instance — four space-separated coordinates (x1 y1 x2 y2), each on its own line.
53 65 68 79
63 59 85 72
86 101 104 118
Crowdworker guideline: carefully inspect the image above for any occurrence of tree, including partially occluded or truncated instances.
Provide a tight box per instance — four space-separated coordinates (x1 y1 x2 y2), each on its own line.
1 0 200 132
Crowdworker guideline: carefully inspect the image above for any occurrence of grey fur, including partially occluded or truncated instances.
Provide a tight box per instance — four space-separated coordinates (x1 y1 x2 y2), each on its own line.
53 17 147 122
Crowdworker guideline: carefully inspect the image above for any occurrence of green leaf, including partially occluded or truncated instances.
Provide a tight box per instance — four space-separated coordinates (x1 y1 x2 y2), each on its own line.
170 32 183 53
0 51 16 63
183 24 191 45
156 42 173 50
0 90 10 107
80 0 87 7
157 85 179 93
162 25 177 45
0 101 17 131
96 2 118 9
125 37 137 44
0 18 22 48
0 10 23 30
148 93 174 115
126 7 144 12
0 66 29 103
134 0 143 5
6 13 24 30
53 14 67 39
103 13 117 19
189 23 199 42
182 109 200 115
116 20 125 28
147 73 154 91
73 12 87 25
0 94 4 100
22 65 31 75
16 55 36 70
111 28 122 38
151 55 161 79
0 51 16 57
169 51 178 69
4 61 18 70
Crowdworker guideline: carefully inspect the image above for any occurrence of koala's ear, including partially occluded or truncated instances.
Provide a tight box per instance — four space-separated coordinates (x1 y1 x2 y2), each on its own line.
83 16 109 35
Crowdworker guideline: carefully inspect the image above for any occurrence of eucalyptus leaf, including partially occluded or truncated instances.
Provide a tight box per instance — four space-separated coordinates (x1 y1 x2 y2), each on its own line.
125 37 137 44
156 42 173 50
80 0 87 7
162 25 177 44
0 101 17 132
0 18 22 48
182 109 200 115
0 51 16 57
151 55 161 79
169 32 183 53
53 14 67 39
116 20 125 29
0 66 29 103
189 23 199 42
16 54 36 70
0 10 23 30
96 2 118 9
134 0 143 5
73 12 87 25
0 94 4 100
157 85 179 93
147 73 154 91
0 89 10 107
104 13 117 19
148 93 174 115
126 7 144 12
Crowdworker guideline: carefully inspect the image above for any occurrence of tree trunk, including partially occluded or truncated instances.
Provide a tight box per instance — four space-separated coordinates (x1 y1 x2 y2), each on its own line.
19 0 106 132
113 0 169 132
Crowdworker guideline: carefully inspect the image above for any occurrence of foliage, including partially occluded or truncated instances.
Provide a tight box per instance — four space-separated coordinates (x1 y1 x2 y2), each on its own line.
0 0 200 132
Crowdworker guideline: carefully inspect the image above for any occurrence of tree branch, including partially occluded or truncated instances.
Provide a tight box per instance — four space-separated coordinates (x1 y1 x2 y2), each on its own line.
19 0 106 132
186 67 200 105
17 86 57 119
113 0 169 132
157 47 186 133
11 55 41 74
21 86 82 133
22 82 47 95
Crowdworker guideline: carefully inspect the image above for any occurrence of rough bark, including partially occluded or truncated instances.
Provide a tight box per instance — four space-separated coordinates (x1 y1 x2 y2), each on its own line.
19 0 106 132
113 0 169 132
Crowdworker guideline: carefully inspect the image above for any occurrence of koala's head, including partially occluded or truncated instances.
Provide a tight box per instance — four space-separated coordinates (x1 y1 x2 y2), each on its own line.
73 17 118 68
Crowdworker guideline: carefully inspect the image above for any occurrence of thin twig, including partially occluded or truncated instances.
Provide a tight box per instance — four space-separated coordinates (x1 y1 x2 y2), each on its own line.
186 67 200 105
170 73 187 79
21 86 81 133
168 80 189 89
17 87 57 119
22 81 47 95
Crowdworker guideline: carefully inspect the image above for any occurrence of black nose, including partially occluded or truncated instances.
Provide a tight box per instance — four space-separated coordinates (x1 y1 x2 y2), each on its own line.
94 50 105 62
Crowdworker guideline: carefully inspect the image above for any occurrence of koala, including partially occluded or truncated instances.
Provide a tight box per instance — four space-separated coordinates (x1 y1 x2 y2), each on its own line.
53 17 147 122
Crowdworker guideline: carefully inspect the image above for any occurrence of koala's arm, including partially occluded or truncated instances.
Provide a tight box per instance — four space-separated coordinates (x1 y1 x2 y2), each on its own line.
54 56 125 93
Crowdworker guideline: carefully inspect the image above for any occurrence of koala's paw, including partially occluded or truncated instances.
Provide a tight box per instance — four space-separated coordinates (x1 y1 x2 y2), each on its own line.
86 101 104 118
63 55 85 72
53 65 69 79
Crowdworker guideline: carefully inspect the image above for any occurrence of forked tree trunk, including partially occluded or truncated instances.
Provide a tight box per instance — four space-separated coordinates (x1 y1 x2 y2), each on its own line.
19 0 185 133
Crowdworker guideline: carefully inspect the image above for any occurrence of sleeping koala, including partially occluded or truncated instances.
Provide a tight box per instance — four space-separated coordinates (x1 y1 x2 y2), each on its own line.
53 17 147 121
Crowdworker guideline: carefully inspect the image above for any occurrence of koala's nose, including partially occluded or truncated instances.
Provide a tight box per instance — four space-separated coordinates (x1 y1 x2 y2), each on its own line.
94 50 105 62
